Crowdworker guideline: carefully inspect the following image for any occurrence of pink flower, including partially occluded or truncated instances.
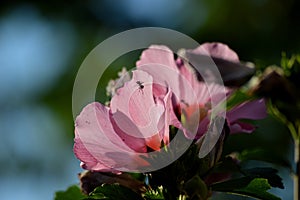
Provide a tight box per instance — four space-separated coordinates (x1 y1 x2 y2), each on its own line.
74 70 176 172
226 99 267 133
136 43 267 138
183 42 255 86
74 42 267 172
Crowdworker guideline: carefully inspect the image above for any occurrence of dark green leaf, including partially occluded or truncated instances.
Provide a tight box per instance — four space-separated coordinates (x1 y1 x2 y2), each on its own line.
211 178 281 200
208 156 241 174
54 185 86 200
239 149 292 170
211 176 253 191
184 175 208 199
84 184 143 200
235 178 281 200
243 167 284 189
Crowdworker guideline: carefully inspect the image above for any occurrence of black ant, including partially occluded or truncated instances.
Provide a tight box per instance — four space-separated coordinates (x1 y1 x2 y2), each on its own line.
136 81 144 94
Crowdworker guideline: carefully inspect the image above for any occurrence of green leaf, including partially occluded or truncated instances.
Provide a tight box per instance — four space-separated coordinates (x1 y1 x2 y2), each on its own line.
238 148 292 170
184 175 208 199
235 178 281 200
226 90 253 109
54 185 86 200
281 52 300 77
211 176 253 191
243 167 284 189
84 184 144 200
208 155 241 175
211 178 281 200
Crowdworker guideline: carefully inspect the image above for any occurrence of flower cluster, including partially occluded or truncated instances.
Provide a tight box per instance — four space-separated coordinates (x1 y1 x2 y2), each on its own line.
74 43 266 171
74 42 266 174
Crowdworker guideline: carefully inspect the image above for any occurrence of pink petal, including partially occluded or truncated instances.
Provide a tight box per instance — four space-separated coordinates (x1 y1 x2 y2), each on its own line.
196 116 210 139
177 67 205 106
229 121 256 134
74 137 113 172
178 54 229 107
190 42 239 62
227 99 267 122
184 43 255 85
195 82 229 106
136 45 181 99
137 45 222 109
177 57 198 86
111 70 165 139
137 45 178 70
159 89 173 144
74 102 148 172
143 88 175 147
109 116 148 153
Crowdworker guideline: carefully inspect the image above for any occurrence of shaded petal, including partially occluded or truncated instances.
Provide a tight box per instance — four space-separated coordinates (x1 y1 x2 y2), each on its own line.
197 116 210 139
74 137 113 172
109 116 148 153
160 89 173 144
194 82 229 106
137 45 218 108
74 102 148 172
145 89 176 149
184 43 255 86
177 53 230 107
227 99 267 122
230 121 256 134
190 42 239 62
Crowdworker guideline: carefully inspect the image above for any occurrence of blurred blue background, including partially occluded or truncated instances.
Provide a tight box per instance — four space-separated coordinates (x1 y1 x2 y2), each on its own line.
0 0 299 199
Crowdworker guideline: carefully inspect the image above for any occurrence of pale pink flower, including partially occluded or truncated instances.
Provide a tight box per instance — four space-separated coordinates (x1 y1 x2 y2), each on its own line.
74 70 176 172
136 43 267 138
74 42 267 173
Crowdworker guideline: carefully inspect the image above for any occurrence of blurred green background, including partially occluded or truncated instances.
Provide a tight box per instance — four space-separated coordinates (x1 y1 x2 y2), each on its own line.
0 0 299 199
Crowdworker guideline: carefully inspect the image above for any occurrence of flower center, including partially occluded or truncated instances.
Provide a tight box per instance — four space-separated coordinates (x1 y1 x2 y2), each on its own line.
179 102 211 136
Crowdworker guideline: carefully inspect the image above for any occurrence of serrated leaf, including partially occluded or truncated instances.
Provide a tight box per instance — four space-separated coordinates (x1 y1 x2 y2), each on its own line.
54 185 86 200
211 178 281 200
85 184 143 200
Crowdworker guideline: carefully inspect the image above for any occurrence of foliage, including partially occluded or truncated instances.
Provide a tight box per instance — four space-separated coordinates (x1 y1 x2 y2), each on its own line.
54 185 85 200
212 178 281 200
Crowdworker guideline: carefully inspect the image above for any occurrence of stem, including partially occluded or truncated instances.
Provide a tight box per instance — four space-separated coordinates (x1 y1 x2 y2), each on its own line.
268 101 299 199
294 139 300 200
268 100 298 140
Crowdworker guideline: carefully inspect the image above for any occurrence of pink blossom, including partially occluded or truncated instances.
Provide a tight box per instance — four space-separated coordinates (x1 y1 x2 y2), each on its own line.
136 43 267 137
184 42 255 86
226 99 267 133
74 70 176 172
74 42 267 172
